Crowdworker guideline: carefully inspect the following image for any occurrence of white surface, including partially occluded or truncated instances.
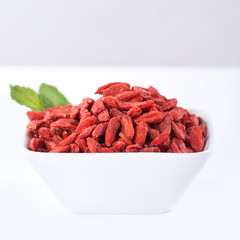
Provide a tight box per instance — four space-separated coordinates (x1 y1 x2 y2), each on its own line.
0 0 240 66
0 67 239 239
27 110 211 213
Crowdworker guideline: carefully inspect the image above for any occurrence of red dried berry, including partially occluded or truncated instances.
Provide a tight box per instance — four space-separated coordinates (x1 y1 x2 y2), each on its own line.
140 147 160 152
190 126 204 152
27 111 45 121
70 144 80 153
59 133 76 146
29 138 45 151
49 145 70 153
121 116 135 140
105 117 121 147
135 111 164 123
92 123 108 137
115 91 136 101
91 100 105 115
112 140 126 152
101 84 130 97
119 132 133 146
76 116 97 134
132 86 151 99
50 119 77 130
150 129 170 147
110 108 125 117
87 138 102 153
125 144 142 152
38 127 52 140
95 82 130 95
75 137 87 152
98 108 110 122
127 106 142 117
171 121 186 141
161 98 177 111
134 121 148 146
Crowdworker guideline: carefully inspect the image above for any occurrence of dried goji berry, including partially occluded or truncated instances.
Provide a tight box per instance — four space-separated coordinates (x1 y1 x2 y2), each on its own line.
78 125 97 139
76 116 97 134
149 103 162 112
52 135 63 144
159 113 172 133
92 123 108 137
128 96 144 102
70 143 80 153
50 119 77 130
102 96 119 108
127 106 142 117
161 98 177 111
50 127 62 136
182 115 199 128
150 129 170 146
170 107 185 121
110 108 125 117
171 121 186 141
115 91 136 101
29 138 45 151
87 137 102 153
27 120 46 131
101 84 130 97
112 140 126 152
59 133 76 146
134 121 148 146
171 138 187 153
81 98 95 110
70 106 79 120
75 137 87 152
132 86 151 99
163 136 171 148
38 127 52 140
101 147 115 153
27 111 45 121
125 144 142 152
121 116 135 140
98 108 110 122
118 100 154 110
80 111 92 122
190 126 204 152
95 82 130 94
135 111 164 123
91 100 105 115
119 132 132 146
140 147 160 152
105 117 121 147
147 127 159 141
198 124 207 137
49 145 70 153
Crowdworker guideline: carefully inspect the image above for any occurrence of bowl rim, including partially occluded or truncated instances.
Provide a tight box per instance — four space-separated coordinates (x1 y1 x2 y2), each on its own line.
23 108 213 156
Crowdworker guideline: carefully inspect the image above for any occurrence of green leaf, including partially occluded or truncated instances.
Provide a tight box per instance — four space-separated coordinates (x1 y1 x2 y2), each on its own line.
10 85 42 112
39 83 70 110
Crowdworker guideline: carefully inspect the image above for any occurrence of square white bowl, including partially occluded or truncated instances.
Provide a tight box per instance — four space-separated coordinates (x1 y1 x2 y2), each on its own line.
24 109 212 214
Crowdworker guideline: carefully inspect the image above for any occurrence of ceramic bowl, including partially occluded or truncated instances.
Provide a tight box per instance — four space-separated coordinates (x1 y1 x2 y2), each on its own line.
25 109 212 214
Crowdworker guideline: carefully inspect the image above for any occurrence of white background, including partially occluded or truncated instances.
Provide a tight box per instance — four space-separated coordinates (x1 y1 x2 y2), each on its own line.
0 0 240 66
0 67 239 240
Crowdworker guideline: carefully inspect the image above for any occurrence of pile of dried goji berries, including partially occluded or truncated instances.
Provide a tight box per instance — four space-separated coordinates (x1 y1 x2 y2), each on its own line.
27 82 207 153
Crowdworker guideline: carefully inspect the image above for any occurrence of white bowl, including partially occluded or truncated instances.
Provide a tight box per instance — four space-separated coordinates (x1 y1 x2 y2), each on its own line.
25 109 212 214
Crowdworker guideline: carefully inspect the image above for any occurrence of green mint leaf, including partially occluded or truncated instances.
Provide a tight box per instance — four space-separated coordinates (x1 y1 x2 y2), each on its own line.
10 85 42 112
39 83 70 110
